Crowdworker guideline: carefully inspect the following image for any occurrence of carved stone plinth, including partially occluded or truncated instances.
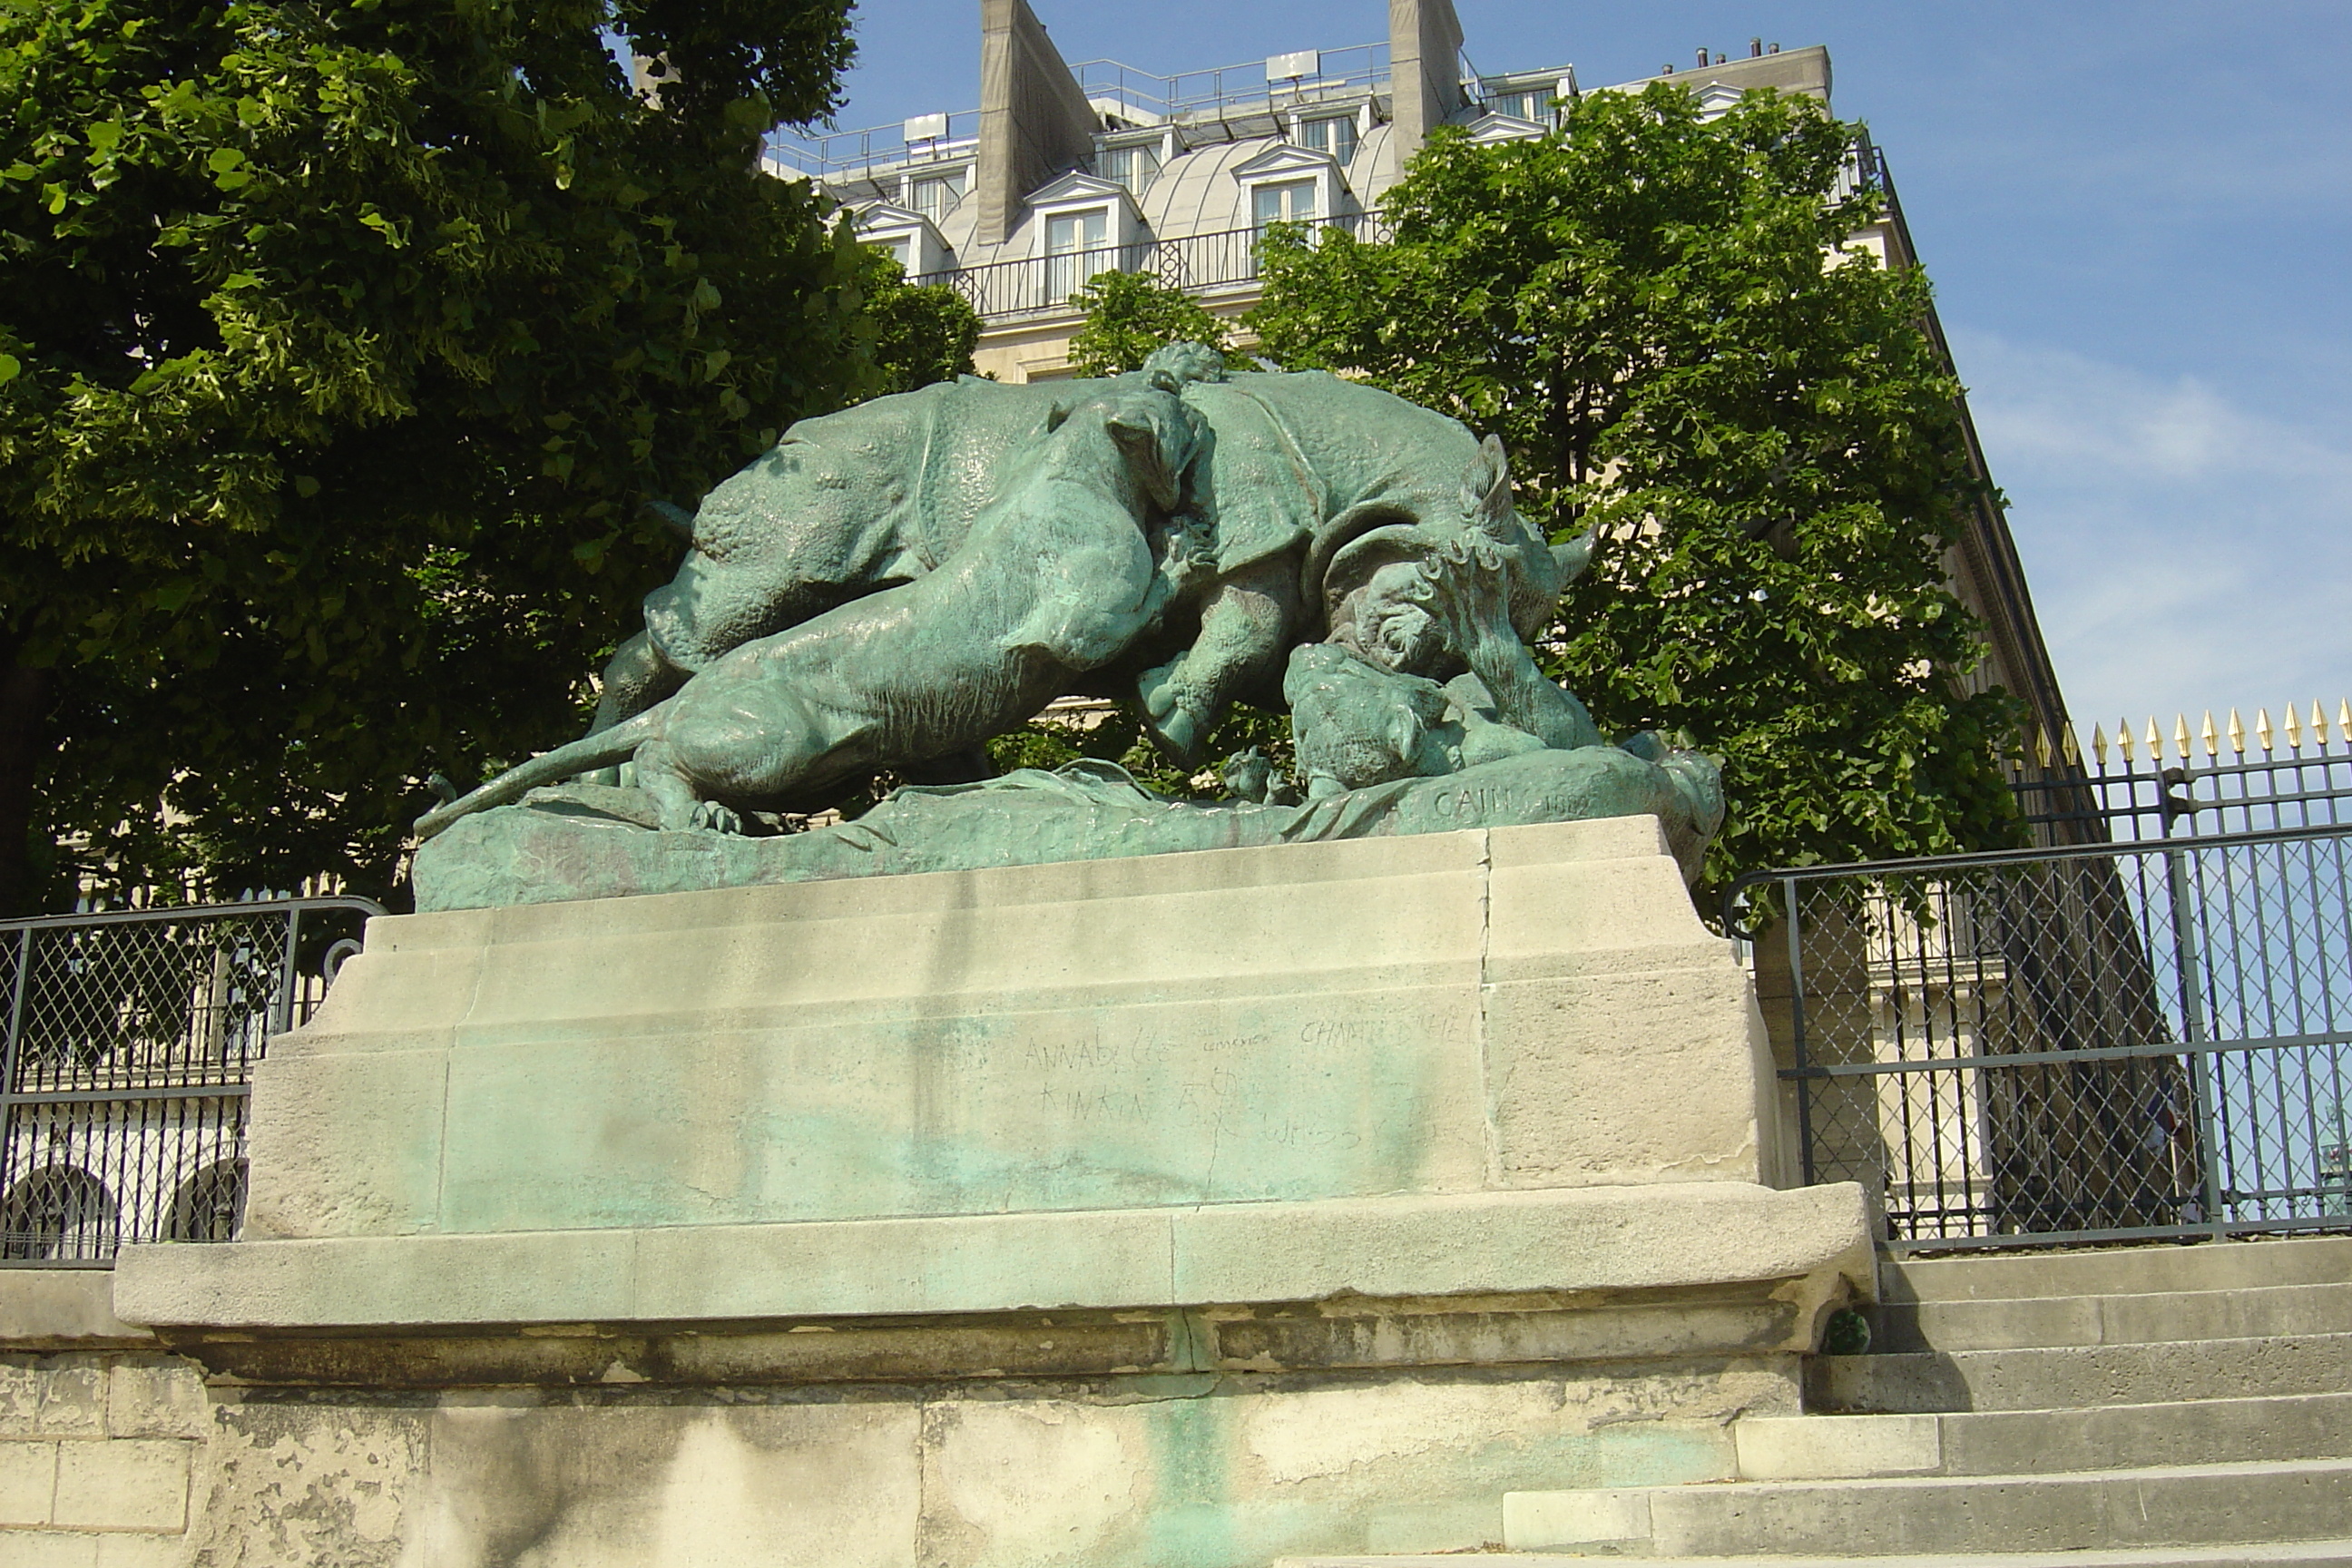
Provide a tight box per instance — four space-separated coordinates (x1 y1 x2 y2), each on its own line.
113 818 1871 1567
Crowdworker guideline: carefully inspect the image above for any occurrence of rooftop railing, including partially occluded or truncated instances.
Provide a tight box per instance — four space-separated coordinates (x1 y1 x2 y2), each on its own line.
1073 42 1388 126
762 42 1389 184
762 112 982 185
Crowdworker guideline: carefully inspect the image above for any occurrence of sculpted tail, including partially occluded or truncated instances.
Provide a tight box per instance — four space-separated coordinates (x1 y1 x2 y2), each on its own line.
414 705 669 840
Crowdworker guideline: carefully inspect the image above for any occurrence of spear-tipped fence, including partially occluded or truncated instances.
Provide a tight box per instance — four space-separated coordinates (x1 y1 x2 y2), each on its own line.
2014 700 2352 839
1740 702 2352 1248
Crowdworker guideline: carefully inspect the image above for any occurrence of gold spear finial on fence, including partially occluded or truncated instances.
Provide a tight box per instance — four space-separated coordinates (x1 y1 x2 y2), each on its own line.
2286 705 2302 750
2200 710 2218 758
2061 724 2082 766
2118 720 2136 764
2148 717 2165 761
2257 708 2274 754
2091 723 2109 766
2228 709 2246 756
2339 699 2351 745
2034 725 2053 769
2175 714 2192 760
2318 701 2333 747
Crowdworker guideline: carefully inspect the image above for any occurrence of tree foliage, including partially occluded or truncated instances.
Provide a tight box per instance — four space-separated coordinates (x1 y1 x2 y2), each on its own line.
985 698 1293 802
1245 84 2024 895
1065 270 1233 377
0 0 963 912
860 248 981 395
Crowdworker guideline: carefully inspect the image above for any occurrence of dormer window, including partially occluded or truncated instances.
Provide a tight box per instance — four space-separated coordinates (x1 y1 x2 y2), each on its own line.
856 201 949 278
1044 206 1112 299
1233 143 1345 246
1695 83 1744 122
1251 179 1318 231
1293 113 1358 166
1100 144 1161 197
1025 170 1145 306
1480 73 1575 130
909 169 967 225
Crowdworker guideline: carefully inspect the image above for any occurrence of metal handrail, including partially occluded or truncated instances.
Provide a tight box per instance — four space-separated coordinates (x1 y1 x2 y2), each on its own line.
0 894 384 935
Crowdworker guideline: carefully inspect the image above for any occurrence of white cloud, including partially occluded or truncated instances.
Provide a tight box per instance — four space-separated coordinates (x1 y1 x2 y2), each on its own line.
1949 328 2352 741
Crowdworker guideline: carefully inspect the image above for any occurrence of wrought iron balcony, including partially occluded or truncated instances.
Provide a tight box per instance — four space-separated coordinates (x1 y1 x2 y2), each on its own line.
913 213 1395 322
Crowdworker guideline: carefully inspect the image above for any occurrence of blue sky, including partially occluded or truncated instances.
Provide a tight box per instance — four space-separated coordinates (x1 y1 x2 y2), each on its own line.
822 2 2351 747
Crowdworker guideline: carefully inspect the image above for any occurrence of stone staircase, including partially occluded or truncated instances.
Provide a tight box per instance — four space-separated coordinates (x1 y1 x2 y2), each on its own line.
1282 1234 2352 1568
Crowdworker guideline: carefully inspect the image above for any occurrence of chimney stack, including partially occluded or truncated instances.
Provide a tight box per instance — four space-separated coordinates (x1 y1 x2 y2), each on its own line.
975 0 1098 247
1387 0 1466 171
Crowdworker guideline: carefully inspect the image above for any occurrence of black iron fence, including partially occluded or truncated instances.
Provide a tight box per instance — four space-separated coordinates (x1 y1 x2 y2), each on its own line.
1729 825 2352 1250
2014 703 2352 840
914 213 1395 322
0 896 382 1265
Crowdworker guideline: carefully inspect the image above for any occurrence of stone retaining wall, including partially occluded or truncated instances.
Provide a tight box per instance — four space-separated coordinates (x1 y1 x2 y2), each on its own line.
0 1274 203 1566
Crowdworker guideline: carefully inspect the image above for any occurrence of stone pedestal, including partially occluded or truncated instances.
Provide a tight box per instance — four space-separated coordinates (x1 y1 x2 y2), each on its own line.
111 816 1872 1567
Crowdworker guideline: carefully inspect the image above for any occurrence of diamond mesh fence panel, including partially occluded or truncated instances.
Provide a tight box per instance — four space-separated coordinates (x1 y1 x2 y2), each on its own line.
0 898 378 1263
1740 826 2352 1247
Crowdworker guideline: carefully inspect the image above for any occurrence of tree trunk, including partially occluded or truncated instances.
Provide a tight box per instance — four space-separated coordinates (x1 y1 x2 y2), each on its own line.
0 642 54 916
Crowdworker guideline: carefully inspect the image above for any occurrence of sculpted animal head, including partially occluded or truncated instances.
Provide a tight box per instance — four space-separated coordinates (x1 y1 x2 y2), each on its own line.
1103 389 1205 514
1140 340 1229 391
1318 435 1591 655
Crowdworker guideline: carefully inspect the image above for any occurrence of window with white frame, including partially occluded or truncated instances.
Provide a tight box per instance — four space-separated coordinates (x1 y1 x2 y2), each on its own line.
1293 113 1358 166
1099 144 1160 197
877 235 913 271
909 169 967 225
1044 206 1112 299
1251 178 1318 232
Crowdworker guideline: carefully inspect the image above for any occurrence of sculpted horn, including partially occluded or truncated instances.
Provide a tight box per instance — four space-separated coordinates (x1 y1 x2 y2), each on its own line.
644 499 696 540
1460 435 1515 540
1553 532 1593 585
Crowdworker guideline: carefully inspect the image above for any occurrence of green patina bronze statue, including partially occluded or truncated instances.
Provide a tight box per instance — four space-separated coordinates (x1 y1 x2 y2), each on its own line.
413 344 1721 910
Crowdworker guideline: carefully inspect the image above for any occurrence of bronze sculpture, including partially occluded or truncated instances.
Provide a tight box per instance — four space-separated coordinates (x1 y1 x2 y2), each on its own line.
414 346 1720 907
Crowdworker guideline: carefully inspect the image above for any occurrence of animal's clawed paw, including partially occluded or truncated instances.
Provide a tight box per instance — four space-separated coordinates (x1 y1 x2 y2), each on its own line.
1138 662 1210 763
1138 659 1183 720
688 800 743 834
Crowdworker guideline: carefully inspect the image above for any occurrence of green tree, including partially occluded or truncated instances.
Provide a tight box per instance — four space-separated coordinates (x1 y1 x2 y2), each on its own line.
859 248 981 395
1250 84 2024 896
1066 270 1232 377
0 0 924 912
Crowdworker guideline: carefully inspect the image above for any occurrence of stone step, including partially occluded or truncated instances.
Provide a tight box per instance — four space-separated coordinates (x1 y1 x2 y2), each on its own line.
1872 1280 2352 1353
1499 1456 2352 1556
1735 1392 2352 1480
1278 1544 2352 1568
1808 1331 2352 1414
1881 1235 2352 1306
